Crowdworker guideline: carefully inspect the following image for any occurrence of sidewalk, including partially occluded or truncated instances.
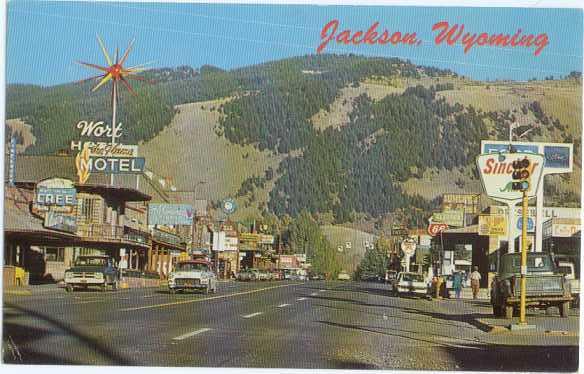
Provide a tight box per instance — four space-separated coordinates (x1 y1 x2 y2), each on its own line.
434 288 490 300
478 309 580 335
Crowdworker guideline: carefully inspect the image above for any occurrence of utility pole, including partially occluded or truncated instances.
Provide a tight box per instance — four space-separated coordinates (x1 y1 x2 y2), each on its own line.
191 181 207 250
519 189 529 325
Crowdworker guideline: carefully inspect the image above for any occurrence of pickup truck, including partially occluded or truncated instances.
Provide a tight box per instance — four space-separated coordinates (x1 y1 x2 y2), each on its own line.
557 261 580 307
490 253 572 318
64 255 120 292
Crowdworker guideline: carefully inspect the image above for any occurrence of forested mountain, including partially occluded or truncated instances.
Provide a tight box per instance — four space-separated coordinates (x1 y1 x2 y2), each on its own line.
268 85 488 220
6 54 581 225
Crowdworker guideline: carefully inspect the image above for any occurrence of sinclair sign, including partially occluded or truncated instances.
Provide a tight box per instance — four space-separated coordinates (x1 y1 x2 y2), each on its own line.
476 152 545 202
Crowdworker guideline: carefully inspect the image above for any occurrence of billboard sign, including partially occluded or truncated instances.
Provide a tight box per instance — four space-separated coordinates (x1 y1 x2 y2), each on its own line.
481 141 573 174
44 211 77 233
258 234 274 244
148 204 194 225
476 152 545 202
478 214 507 236
391 226 408 237
431 209 464 227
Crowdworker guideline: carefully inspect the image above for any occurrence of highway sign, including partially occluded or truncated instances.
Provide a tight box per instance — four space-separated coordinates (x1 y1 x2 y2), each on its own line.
222 198 237 214
401 238 417 256
517 217 535 232
427 223 449 237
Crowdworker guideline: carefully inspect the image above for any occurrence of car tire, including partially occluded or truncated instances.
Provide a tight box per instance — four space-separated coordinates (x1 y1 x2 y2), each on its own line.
66 285 74 293
100 284 106 292
560 301 570 318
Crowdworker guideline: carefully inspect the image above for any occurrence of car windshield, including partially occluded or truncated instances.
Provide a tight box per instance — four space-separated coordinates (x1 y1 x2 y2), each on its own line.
510 255 554 271
401 273 424 282
176 263 209 272
75 257 107 266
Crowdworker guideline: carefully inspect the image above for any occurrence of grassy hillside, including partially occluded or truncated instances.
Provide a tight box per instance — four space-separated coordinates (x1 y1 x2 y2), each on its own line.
139 98 282 221
321 225 378 274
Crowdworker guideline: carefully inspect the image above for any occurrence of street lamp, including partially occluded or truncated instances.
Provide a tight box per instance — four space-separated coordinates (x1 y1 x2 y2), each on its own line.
191 181 207 250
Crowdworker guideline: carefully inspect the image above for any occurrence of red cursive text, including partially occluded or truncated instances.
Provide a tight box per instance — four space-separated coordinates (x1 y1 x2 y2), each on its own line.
317 20 419 53
432 21 549 56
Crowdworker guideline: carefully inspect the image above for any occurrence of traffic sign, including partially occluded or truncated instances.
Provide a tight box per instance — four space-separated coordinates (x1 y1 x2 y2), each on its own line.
222 198 237 214
427 223 449 237
517 217 535 232
400 238 417 256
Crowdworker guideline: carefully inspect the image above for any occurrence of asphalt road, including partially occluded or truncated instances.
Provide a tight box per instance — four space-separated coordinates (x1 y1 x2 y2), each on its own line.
2 281 579 371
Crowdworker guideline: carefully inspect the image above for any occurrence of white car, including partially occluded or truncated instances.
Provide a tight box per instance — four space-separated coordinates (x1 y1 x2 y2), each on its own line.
394 272 427 297
168 260 217 294
337 272 351 281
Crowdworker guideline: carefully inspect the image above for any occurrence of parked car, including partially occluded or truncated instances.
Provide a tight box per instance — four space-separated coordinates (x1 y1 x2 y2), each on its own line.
237 269 257 281
168 260 217 294
393 272 427 297
337 272 351 281
64 255 120 292
255 269 271 281
271 271 284 280
360 272 382 282
490 253 572 318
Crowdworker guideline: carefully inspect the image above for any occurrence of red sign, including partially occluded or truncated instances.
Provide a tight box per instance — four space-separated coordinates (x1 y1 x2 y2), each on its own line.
428 223 449 237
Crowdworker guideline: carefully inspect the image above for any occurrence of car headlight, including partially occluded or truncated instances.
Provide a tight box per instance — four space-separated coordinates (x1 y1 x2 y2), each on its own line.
200 278 209 284
95 273 104 279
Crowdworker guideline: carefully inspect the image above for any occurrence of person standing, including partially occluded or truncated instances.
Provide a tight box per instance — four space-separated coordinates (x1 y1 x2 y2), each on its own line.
470 266 482 299
452 271 463 299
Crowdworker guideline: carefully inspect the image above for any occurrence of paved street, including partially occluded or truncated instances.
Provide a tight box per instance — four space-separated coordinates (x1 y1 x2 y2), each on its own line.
3 281 579 371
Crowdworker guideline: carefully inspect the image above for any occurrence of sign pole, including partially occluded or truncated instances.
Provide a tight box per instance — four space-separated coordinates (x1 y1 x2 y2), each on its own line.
519 189 528 325
110 81 117 187
507 202 516 253
535 181 544 252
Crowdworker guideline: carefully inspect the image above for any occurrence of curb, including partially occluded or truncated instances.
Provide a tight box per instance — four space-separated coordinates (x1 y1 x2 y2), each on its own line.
476 318 509 333
3 288 32 296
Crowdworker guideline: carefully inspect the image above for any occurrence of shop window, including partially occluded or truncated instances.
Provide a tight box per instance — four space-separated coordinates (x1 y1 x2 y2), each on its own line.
44 247 65 262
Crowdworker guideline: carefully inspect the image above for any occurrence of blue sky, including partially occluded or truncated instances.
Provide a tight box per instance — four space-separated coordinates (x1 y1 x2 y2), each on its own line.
6 1 583 85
